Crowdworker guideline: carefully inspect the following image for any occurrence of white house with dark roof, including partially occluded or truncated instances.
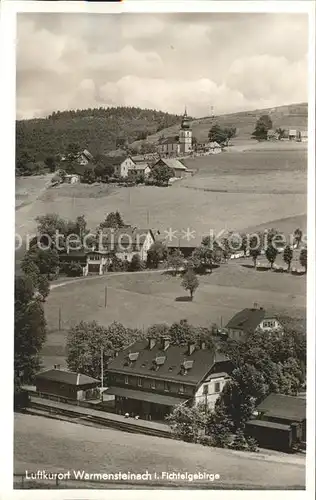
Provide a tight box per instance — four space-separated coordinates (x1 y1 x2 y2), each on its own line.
84 227 156 274
225 305 283 342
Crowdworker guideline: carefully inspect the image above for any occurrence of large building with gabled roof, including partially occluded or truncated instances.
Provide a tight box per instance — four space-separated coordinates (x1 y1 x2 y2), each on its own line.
106 336 232 420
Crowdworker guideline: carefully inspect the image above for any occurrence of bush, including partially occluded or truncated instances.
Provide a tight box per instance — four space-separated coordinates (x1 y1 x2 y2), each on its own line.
129 254 145 272
60 261 83 277
197 435 215 447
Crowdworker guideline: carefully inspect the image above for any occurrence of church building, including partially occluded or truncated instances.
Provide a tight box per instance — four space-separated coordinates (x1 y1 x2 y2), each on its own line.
158 108 193 156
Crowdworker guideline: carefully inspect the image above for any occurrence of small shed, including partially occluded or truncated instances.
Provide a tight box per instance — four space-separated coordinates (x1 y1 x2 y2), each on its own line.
35 368 100 401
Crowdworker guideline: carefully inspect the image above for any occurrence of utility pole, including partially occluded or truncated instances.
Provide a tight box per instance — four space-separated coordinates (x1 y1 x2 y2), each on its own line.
104 286 107 308
58 307 62 331
101 346 104 389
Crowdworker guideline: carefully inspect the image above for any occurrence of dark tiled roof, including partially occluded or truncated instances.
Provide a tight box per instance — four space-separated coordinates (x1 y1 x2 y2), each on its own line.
107 339 229 385
107 155 129 166
98 228 154 251
256 393 306 422
225 308 275 332
163 237 200 249
36 369 100 386
159 136 179 145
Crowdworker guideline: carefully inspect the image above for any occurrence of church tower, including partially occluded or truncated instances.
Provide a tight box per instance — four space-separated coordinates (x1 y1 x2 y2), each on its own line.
179 107 192 154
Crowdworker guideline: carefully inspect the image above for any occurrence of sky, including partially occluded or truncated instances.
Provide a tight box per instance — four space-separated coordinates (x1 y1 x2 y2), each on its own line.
16 12 309 119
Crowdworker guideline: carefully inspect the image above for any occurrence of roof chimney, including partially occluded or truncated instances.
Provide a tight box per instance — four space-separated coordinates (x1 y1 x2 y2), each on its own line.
188 341 195 356
76 373 80 385
161 336 170 351
200 340 206 350
253 302 259 309
148 338 156 350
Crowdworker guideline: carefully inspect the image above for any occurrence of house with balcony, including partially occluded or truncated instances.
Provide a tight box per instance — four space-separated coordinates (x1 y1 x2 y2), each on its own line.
106 337 232 421
225 305 283 342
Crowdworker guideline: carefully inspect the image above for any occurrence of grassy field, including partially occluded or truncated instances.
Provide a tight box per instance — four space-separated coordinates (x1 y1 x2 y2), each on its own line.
15 146 306 244
14 413 305 489
42 259 306 369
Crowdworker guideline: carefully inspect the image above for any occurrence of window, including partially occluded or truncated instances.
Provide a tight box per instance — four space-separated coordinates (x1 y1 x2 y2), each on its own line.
179 385 184 394
214 382 221 393
124 376 129 385
137 377 143 387
203 384 209 395
151 380 156 389
164 382 170 392
262 320 275 329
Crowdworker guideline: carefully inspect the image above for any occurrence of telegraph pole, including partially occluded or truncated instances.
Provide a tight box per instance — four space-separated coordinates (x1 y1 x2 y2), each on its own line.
101 346 104 389
58 307 62 331
104 286 107 308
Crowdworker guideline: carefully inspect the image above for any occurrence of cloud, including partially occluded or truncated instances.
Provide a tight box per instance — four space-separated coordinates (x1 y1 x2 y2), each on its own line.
16 13 309 119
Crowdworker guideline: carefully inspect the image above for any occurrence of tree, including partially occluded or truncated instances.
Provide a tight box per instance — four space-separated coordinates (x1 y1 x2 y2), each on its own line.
150 163 173 186
265 245 278 269
283 245 293 272
66 321 143 378
249 236 261 269
208 124 228 145
205 402 233 448
23 247 60 278
299 248 307 272
21 259 41 287
276 127 286 140
82 168 96 184
181 269 199 300
15 276 47 386
99 211 125 230
223 127 237 146
44 156 57 173
294 228 303 248
37 275 50 301
129 254 145 272
190 245 214 274
252 115 273 141
166 403 208 443
167 249 184 275
35 213 68 239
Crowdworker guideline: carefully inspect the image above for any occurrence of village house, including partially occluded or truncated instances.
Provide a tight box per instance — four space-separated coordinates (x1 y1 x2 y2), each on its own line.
128 162 151 178
245 393 306 451
35 367 100 401
298 130 308 142
106 337 232 420
224 305 283 342
288 129 298 141
111 155 136 178
64 174 80 184
77 149 94 166
204 141 222 154
83 227 156 275
163 236 199 258
152 158 190 179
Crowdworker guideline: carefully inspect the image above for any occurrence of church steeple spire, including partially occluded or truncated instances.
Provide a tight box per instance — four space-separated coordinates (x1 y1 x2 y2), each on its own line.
181 106 190 130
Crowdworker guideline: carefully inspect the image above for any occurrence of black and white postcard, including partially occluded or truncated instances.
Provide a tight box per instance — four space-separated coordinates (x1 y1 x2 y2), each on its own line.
0 0 315 498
